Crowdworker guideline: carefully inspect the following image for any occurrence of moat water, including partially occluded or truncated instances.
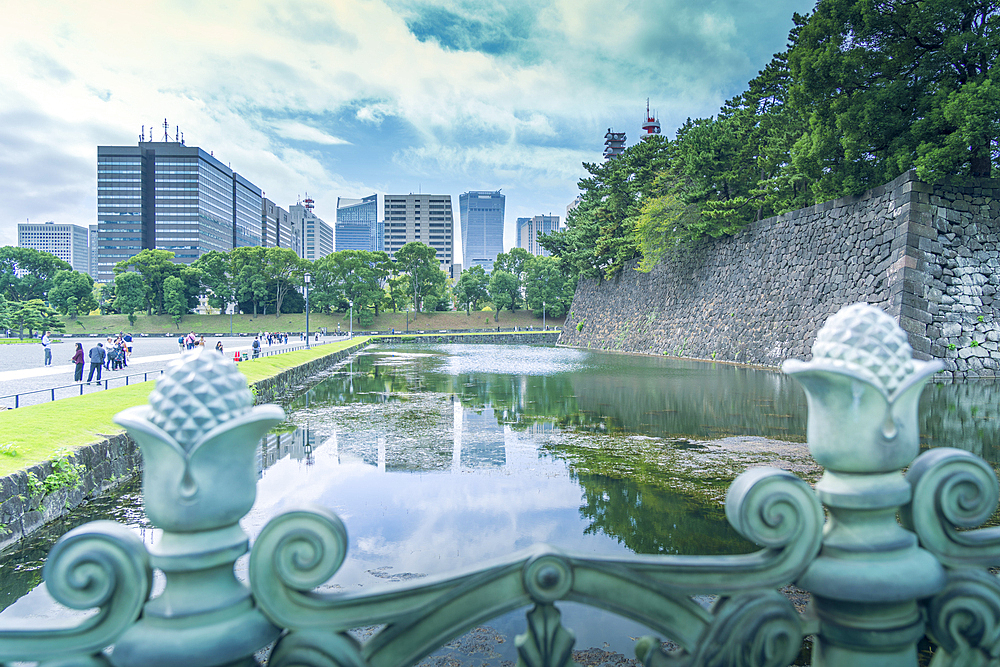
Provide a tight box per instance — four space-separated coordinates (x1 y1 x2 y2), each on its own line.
2 343 998 662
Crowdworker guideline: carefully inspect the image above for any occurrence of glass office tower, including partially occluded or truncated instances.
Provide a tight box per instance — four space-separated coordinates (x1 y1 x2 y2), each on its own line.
336 194 381 252
459 190 505 273
516 215 560 256
96 140 262 283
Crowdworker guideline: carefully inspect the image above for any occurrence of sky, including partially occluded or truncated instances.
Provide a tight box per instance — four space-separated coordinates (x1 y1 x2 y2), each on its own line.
0 0 815 261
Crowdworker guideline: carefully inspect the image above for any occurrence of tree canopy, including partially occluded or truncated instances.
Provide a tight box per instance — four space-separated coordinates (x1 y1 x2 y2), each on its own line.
546 0 1000 278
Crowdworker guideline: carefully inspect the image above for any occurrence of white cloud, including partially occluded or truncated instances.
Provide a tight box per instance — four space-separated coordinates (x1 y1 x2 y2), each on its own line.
0 0 814 250
270 121 352 146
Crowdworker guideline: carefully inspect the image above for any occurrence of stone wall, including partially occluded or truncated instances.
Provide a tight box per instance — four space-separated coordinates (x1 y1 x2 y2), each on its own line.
559 170 1000 378
0 433 140 553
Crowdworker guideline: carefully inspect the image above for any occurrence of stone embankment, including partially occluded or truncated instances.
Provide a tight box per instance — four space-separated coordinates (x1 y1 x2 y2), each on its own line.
559 170 999 378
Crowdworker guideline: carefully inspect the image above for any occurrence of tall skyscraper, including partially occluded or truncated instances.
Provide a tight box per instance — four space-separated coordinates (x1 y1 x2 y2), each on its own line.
290 196 333 261
336 194 382 252
262 198 292 249
459 190 504 273
18 221 90 273
89 224 98 279
383 194 454 277
516 215 560 256
96 134 262 283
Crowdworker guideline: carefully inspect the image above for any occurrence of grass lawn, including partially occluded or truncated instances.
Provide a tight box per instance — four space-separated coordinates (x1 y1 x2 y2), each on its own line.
0 337 369 477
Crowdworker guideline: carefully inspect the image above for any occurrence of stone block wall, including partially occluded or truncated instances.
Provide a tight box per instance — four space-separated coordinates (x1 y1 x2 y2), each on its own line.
558 171 999 378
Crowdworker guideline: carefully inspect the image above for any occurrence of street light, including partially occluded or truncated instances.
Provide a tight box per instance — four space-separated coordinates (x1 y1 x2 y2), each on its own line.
349 300 353 339
304 273 311 349
543 300 546 331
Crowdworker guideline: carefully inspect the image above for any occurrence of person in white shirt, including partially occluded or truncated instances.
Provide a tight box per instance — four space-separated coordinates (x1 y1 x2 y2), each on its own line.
41 331 51 366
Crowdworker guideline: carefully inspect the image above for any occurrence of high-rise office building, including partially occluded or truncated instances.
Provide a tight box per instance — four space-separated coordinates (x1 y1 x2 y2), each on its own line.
290 196 333 261
17 221 90 273
383 194 454 277
336 194 382 252
262 198 292 249
96 135 262 283
516 215 560 256
89 224 99 278
459 190 504 273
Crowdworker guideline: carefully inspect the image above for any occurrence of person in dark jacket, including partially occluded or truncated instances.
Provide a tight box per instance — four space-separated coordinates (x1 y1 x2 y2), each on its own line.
87 343 106 384
71 343 85 382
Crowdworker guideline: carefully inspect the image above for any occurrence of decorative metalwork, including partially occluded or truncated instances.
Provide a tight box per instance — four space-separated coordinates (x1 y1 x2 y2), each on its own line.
5 303 1000 666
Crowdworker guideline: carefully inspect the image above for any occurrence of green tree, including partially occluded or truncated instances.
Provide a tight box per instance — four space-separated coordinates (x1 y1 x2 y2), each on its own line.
192 250 234 316
453 265 490 315
230 247 268 316
0 294 11 334
0 246 72 302
48 270 98 319
493 248 534 283
394 242 445 312
264 248 305 317
384 274 412 313
114 271 146 326
488 270 519 320
524 256 574 318
541 137 672 280
789 0 1000 194
12 299 64 339
163 275 187 328
114 249 179 315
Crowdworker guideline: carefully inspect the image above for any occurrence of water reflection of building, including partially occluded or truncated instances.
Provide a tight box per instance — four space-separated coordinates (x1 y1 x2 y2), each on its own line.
257 428 318 474
455 407 507 469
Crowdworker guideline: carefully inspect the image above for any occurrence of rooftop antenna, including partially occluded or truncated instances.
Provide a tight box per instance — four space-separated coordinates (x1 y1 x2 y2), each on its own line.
181 131 184 145
163 118 169 142
175 126 179 142
140 125 144 142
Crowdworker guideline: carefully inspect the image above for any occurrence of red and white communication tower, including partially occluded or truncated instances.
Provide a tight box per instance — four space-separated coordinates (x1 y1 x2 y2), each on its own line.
303 194 315 210
641 99 661 139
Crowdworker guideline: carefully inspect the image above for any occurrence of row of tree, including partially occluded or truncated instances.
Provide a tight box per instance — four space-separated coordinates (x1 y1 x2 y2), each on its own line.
104 243 576 327
544 0 1000 280
0 241 576 334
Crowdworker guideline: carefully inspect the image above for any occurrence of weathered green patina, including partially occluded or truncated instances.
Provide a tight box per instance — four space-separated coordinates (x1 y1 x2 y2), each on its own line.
0 303 995 666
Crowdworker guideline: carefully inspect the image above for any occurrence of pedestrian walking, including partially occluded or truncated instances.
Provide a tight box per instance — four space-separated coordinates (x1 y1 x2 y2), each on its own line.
252 336 261 358
71 343 85 382
215 340 224 354
87 343 106 384
41 331 51 366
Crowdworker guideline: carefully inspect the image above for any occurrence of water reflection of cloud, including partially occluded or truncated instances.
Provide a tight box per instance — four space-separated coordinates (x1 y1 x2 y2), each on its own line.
440 344 591 376
247 433 630 589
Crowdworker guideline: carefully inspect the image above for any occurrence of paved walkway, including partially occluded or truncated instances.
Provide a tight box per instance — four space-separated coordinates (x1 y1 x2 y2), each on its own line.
0 335 338 409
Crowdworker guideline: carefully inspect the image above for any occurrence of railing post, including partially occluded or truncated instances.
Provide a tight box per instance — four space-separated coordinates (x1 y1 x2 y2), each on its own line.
51 389 55 402
784 304 946 665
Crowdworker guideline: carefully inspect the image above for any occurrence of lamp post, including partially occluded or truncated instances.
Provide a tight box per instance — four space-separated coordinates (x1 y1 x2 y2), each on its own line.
349 300 353 339
543 301 546 331
304 272 311 350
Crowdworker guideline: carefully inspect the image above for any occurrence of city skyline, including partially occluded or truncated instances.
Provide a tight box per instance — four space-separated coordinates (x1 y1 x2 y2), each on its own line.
1 1 814 258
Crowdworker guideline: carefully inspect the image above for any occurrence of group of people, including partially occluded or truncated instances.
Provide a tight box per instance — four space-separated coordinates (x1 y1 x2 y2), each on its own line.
260 331 289 346
179 332 204 351
70 333 133 384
